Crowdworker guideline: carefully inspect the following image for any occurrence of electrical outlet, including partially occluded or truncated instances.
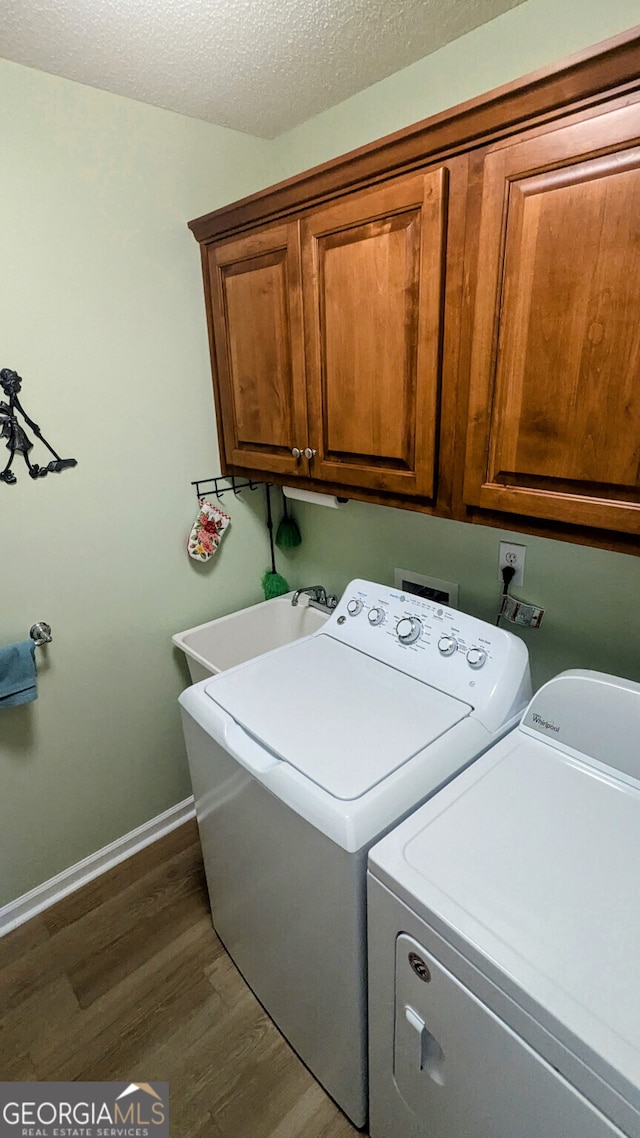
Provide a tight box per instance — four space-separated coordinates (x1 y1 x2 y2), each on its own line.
498 542 526 587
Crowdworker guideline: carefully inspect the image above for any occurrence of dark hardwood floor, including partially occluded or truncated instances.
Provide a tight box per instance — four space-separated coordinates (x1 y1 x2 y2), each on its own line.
0 821 362 1137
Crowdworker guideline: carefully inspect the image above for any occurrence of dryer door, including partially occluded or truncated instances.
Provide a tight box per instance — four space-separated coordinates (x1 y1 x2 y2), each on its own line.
394 934 626 1138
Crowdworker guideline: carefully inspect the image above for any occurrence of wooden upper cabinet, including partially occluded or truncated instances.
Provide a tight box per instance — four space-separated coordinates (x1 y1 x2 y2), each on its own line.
464 100 640 533
301 170 447 496
190 30 640 547
206 222 309 477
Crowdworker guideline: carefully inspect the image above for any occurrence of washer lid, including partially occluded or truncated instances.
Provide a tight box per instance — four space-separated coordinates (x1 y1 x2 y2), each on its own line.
369 730 640 1114
204 634 470 801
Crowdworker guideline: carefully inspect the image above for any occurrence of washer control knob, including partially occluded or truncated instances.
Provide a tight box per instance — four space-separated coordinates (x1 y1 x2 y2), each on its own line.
396 616 422 645
368 607 385 626
347 598 363 617
467 647 487 670
438 635 457 657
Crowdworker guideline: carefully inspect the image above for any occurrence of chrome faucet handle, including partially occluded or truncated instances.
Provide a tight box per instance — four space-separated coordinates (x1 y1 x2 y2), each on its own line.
291 585 327 607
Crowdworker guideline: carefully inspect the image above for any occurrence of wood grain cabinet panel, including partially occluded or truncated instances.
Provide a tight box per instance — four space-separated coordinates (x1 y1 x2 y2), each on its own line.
206 222 309 477
206 172 448 498
464 101 640 533
190 30 640 547
301 170 447 496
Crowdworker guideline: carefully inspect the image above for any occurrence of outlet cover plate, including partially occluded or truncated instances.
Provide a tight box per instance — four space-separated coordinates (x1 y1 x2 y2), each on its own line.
498 542 526 587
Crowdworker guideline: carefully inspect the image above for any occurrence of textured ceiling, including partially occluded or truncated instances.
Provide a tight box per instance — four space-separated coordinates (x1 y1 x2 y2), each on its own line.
0 0 524 138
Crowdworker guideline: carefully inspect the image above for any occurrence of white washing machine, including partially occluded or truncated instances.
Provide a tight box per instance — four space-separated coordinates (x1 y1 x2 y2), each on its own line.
178 578 531 1126
368 669 640 1138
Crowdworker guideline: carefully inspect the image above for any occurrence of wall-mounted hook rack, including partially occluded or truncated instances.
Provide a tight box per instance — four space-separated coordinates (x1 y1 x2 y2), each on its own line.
191 475 263 503
30 621 52 646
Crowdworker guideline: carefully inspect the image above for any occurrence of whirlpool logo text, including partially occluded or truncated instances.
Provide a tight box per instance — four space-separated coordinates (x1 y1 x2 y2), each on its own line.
532 712 560 733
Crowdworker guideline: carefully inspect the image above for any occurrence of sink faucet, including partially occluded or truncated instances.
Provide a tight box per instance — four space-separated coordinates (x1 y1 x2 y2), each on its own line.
292 585 338 613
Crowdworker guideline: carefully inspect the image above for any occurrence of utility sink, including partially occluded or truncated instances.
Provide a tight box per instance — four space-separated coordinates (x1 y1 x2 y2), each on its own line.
173 593 330 683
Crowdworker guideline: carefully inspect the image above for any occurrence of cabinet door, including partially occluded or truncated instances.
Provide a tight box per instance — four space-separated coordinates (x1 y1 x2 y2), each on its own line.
301 170 447 497
207 223 309 476
464 101 640 533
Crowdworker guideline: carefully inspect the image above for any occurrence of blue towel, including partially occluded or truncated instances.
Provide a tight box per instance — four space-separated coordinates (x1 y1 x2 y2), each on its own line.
0 640 37 707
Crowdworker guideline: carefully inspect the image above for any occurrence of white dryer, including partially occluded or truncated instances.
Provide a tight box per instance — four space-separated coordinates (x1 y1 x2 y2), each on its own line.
368 670 640 1138
178 578 531 1126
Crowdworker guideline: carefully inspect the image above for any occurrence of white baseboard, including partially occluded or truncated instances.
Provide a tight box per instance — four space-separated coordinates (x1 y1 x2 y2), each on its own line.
0 796 196 938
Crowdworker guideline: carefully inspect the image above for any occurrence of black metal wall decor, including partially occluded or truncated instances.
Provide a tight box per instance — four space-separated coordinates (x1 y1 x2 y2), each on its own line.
0 368 77 485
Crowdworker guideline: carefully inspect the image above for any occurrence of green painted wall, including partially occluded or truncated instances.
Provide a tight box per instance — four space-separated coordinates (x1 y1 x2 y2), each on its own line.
0 61 278 906
275 503 640 695
2 0 640 908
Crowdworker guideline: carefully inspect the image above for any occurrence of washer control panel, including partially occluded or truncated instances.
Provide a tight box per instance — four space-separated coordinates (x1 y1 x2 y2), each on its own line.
341 585 491 670
319 578 530 723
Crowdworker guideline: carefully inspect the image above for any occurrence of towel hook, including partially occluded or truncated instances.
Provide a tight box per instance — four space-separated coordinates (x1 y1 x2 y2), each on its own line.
30 621 52 646
191 475 262 502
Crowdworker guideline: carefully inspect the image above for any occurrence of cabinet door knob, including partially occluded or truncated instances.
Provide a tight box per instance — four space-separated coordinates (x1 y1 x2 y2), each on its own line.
291 448 302 459
304 448 317 460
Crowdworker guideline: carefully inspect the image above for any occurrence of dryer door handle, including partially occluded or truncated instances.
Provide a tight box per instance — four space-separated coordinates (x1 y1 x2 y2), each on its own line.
405 1005 445 1086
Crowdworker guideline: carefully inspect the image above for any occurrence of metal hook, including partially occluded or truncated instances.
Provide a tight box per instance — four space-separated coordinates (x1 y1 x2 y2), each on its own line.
191 476 262 503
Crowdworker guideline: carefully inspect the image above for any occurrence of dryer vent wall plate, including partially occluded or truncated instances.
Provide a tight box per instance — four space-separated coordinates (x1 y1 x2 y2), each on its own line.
394 569 459 609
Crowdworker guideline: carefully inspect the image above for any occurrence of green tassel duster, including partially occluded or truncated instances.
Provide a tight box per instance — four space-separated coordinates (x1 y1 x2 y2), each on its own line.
262 484 290 600
261 568 290 599
275 489 302 549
